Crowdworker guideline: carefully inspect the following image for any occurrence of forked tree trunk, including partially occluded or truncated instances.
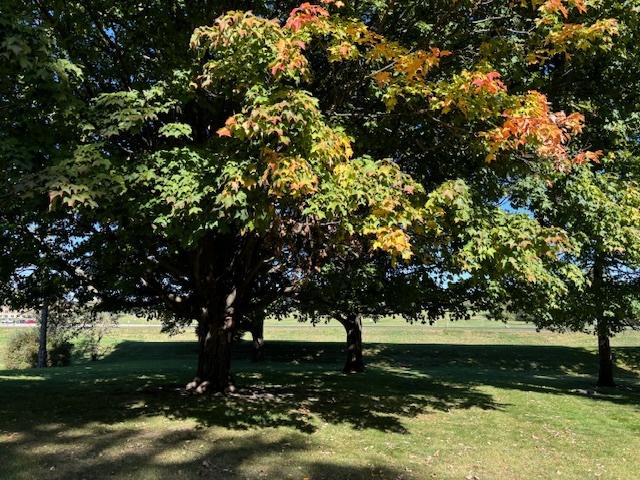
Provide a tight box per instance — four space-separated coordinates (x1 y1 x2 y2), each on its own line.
187 289 238 394
37 304 48 368
340 313 364 373
597 322 615 387
250 314 265 362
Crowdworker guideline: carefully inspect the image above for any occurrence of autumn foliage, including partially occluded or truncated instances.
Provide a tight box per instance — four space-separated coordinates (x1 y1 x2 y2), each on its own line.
11 0 631 391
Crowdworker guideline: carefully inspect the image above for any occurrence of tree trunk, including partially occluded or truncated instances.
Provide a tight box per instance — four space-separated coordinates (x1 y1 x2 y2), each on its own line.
593 256 615 387
250 314 265 362
340 313 364 373
37 304 48 368
597 322 615 387
187 289 238 394
190 323 234 393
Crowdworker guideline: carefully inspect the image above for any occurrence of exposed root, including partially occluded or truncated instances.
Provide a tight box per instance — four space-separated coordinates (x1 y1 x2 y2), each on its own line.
185 377 236 395
185 377 202 392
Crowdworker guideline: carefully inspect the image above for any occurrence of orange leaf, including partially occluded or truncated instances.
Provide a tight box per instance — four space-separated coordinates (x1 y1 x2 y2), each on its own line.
217 127 232 137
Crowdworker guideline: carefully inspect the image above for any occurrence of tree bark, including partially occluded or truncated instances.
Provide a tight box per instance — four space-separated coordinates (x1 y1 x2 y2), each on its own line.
190 323 234 393
593 256 615 387
250 314 265 362
37 304 48 368
340 313 364 373
187 289 238 394
597 322 615 387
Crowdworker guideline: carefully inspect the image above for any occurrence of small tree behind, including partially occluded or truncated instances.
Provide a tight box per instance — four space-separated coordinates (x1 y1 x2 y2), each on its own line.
293 252 468 372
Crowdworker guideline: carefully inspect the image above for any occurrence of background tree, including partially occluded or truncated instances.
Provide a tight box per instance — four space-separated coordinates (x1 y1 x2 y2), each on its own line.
292 249 468 372
339 0 636 387
0 3 90 367
501 1 640 386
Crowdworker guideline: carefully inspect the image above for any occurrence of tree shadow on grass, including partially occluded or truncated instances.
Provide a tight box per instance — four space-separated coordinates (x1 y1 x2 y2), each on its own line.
0 425 405 480
0 340 487 479
366 342 640 407
0 341 501 437
615 347 640 373
120 339 504 433
1 340 639 479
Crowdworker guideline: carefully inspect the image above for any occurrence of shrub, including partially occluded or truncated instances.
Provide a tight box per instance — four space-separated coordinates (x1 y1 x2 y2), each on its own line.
48 335 73 367
75 333 101 361
3 329 73 369
3 329 39 369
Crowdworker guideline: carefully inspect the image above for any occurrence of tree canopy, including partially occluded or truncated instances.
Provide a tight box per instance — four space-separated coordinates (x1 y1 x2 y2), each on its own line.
2 0 637 389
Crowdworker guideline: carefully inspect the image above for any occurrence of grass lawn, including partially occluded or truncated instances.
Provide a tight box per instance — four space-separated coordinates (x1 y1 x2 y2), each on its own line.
0 320 639 480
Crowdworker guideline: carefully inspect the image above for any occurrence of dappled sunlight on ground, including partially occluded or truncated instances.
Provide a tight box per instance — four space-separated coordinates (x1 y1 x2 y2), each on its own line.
1 329 639 479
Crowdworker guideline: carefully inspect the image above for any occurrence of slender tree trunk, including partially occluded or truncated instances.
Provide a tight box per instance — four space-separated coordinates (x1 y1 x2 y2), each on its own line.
340 313 364 373
37 304 48 368
187 289 238 393
250 314 265 362
597 321 615 387
593 256 615 387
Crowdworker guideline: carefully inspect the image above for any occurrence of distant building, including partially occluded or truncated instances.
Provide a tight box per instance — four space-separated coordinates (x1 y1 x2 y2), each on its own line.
0 306 37 324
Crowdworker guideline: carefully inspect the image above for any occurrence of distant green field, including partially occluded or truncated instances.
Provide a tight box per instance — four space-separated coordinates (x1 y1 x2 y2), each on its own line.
1 322 639 480
114 312 533 328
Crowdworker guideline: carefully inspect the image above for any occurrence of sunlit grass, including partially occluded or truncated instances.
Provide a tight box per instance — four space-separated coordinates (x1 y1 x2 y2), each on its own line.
0 322 638 479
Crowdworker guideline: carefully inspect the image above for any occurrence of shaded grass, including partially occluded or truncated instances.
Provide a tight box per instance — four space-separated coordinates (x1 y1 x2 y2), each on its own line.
0 324 639 479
